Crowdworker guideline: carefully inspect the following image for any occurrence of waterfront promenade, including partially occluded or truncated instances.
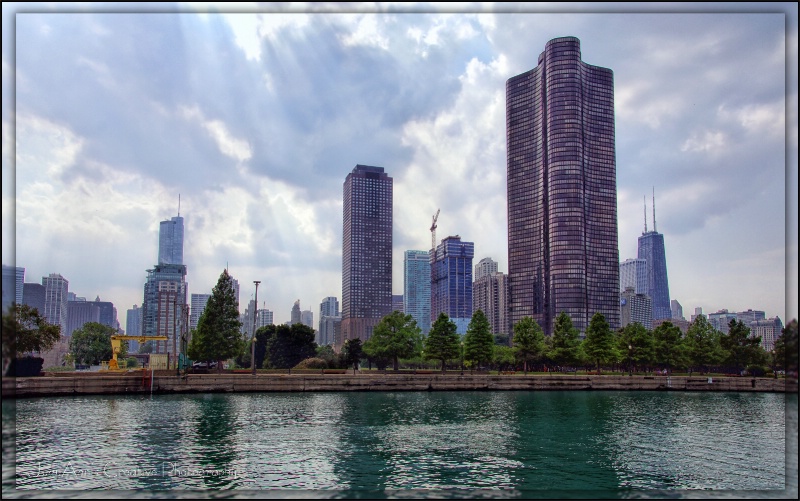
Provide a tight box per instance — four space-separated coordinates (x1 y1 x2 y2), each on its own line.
2 372 793 398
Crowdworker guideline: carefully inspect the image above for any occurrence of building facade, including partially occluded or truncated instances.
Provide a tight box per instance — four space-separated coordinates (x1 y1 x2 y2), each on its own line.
22 283 46 313
638 229 671 321
473 270 510 337
506 36 620 336
474 257 498 282
750 317 783 352
290 300 301 325
301 310 314 329
65 300 100 337
190 293 212 331
42 273 69 335
619 258 647 295
126 304 143 352
403 250 431 334
2 265 24 313
671 299 684 320
620 287 653 330
430 235 474 334
142 264 188 356
159 215 184 265
341 165 393 349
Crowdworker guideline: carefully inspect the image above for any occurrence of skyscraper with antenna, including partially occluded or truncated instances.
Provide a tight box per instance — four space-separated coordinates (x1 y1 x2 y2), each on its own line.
158 196 185 265
637 189 671 321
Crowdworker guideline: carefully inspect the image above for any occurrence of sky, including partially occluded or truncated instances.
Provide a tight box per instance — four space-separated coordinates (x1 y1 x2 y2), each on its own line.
3 3 797 331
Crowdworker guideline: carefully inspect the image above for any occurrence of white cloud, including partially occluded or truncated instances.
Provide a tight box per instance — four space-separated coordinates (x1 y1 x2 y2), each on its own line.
680 130 726 154
179 105 252 163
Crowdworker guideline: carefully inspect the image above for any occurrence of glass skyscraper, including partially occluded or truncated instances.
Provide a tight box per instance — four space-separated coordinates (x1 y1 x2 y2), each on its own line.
404 250 431 334
506 36 620 336
430 236 474 335
159 215 184 265
637 230 671 321
341 165 393 348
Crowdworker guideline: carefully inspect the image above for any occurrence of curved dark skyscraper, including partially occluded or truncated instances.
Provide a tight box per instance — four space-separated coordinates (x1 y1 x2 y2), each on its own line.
506 36 620 336
638 194 671 321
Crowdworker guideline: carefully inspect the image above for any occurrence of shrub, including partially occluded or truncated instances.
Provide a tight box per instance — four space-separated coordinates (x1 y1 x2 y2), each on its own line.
293 357 328 370
744 364 768 377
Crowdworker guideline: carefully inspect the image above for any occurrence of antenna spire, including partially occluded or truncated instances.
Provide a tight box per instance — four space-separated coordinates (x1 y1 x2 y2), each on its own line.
643 196 648 233
178 194 181 217
652 187 657 233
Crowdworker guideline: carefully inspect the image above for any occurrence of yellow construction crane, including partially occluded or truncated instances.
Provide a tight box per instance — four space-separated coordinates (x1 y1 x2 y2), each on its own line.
106 335 168 370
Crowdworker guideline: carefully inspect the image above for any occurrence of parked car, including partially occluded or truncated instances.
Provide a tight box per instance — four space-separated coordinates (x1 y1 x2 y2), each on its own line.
192 361 218 370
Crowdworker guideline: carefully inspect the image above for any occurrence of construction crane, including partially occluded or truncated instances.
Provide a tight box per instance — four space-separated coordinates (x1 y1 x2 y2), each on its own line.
106 335 168 370
430 208 440 251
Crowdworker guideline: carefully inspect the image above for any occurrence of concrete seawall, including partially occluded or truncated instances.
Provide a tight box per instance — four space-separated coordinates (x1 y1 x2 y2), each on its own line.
3 373 794 398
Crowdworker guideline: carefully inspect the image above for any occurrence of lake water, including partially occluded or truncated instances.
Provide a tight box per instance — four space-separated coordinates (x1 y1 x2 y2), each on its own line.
2 390 796 498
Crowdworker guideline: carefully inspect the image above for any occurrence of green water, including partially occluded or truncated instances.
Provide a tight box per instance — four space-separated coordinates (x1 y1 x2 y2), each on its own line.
2 391 795 498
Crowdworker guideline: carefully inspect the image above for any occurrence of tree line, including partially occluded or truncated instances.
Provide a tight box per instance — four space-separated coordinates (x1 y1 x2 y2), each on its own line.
3 267 797 378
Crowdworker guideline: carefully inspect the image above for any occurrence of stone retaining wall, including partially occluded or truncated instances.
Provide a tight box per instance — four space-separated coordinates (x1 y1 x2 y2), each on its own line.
3 373 792 398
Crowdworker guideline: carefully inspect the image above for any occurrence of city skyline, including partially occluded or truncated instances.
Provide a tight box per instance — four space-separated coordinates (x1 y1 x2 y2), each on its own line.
3 4 796 330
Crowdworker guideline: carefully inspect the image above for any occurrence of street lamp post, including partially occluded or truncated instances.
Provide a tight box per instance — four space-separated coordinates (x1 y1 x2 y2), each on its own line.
251 281 261 376
460 341 464 376
628 344 633 376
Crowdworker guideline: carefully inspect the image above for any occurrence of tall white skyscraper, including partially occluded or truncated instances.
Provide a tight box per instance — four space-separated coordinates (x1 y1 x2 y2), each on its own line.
474 257 498 281
159 215 184 265
42 273 69 334
190 293 212 331
619 258 648 295
301 310 314 329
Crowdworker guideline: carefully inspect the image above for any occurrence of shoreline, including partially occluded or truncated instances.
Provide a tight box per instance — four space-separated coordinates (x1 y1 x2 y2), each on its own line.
3 373 796 398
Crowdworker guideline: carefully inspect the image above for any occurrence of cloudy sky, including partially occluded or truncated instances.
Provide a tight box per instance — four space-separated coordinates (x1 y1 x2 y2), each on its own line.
3 3 797 330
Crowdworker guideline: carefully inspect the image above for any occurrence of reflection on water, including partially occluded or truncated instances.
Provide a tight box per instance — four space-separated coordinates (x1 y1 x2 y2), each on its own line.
2 391 794 498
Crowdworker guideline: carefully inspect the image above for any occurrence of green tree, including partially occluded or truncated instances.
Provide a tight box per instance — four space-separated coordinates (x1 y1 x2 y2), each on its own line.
2 304 61 362
512 316 545 374
582 312 618 373
720 319 766 375
684 315 724 375
260 323 317 369
653 321 685 373
125 357 139 368
69 322 121 365
773 319 798 374
187 269 244 372
424 313 461 373
493 332 511 347
316 344 341 369
342 338 363 374
548 312 582 370
493 345 516 372
139 340 154 354
463 309 494 372
363 311 422 371
616 323 655 374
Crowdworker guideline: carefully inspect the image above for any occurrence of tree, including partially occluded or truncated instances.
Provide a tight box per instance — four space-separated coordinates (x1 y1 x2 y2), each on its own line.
493 345 516 372
260 323 317 369
548 312 582 370
2 304 61 362
653 321 685 374
316 344 341 369
363 311 422 371
342 338 363 374
69 322 122 365
512 317 545 374
463 309 494 372
187 269 243 372
773 319 798 375
720 319 766 375
138 340 154 354
684 315 724 375
616 323 655 374
582 312 618 373
424 313 461 373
